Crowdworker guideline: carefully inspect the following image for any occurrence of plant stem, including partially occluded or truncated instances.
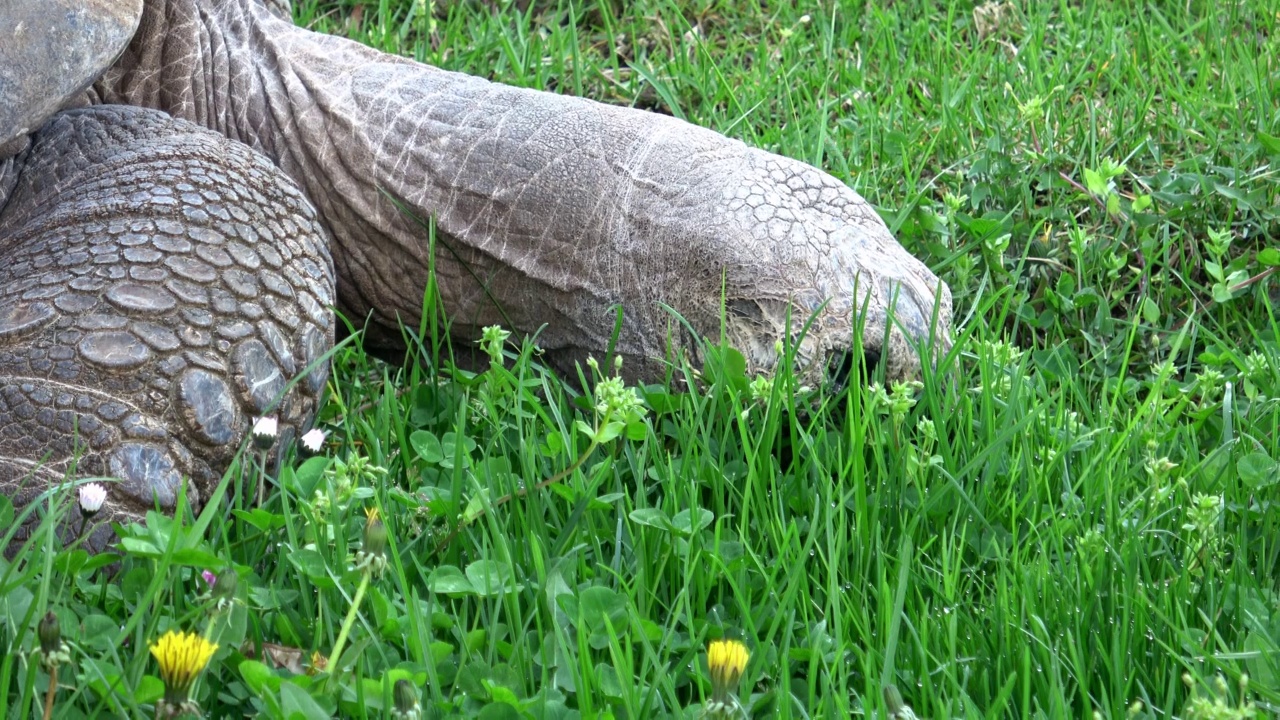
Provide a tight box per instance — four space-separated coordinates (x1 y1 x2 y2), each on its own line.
42 665 57 720
256 450 267 506
326 570 371 691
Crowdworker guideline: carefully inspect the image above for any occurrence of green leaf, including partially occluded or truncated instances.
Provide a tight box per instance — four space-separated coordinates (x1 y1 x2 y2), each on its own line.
577 586 627 630
624 419 649 441
641 386 680 414
280 680 333 720
463 629 487 655
1244 631 1278 689
240 660 283 695
165 548 222 570
595 663 625 699
80 660 129 704
722 346 747 377
410 430 443 464
439 432 476 469
540 431 565 457
487 683 521 705
628 508 671 530
1141 296 1160 325
80 614 119 652
957 216 1002 239
1258 130 1280 156
427 565 475 596
287 549 334 589
466 559 518 597
209 597 249 650
462 489 490 523
231 508 285 532
671 508 714 535
1257 248 1280 266
357 669 424 711
1237 452 1279 489
291 456 331 496
1213 181 1255 209
133 676 165 704
477 702 521 720
1083 167 1107 196
118 537 162 558
701 344 750 393
586 493 619 511
594 420 625 444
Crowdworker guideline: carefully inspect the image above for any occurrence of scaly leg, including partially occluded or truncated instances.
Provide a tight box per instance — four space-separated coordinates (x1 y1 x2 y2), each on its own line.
0 105 334 550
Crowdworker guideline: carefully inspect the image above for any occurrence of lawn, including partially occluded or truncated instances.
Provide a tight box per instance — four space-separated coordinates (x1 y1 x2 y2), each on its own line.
4 0 1279 718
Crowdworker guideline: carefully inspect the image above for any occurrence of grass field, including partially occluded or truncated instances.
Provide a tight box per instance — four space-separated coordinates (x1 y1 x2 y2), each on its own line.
4 0 1280 718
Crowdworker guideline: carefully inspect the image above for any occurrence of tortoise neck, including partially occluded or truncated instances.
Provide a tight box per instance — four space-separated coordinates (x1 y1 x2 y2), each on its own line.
93 0 287 162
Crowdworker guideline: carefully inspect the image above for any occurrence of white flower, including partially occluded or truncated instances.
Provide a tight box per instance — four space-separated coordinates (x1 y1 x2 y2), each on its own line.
300 428 327 455
251 416 278 450
79 482 107 515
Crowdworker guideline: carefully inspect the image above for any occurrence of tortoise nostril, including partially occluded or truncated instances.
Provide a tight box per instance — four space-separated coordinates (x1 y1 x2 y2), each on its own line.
727 299 763 322
826 346 881 388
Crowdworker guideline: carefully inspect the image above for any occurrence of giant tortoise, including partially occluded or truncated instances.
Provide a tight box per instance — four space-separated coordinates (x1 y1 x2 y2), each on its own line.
0 0 951 544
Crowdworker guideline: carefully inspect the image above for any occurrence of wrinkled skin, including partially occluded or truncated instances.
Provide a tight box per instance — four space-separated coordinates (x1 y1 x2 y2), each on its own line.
0 0 951 547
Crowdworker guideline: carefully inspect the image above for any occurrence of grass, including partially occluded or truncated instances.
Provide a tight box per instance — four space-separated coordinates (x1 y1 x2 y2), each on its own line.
3 0 1280 717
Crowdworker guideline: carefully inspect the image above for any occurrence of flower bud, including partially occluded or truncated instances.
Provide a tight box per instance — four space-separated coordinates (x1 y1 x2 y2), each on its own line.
363 507 388 557
211 570 238 601
38 612 61 656
354 506 390 577
707 639 748 703
251 416 278 450
392 679 421 720
35 610 71 671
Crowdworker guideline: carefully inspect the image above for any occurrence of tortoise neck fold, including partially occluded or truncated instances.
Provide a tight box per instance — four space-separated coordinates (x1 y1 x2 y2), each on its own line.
93 0 285 162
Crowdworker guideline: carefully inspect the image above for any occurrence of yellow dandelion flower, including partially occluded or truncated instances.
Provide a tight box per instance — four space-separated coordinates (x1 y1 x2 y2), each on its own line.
149 630 218 707
707 639 749 702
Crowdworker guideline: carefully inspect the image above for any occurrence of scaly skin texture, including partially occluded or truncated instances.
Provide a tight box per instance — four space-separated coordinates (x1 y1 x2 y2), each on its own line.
0 0 950 546
0 106 333 548
89 0 950 378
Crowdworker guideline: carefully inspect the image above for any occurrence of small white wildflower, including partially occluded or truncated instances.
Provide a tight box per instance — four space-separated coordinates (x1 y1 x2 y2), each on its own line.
79 482 107 516
251 416 278 450
300 428 327 455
